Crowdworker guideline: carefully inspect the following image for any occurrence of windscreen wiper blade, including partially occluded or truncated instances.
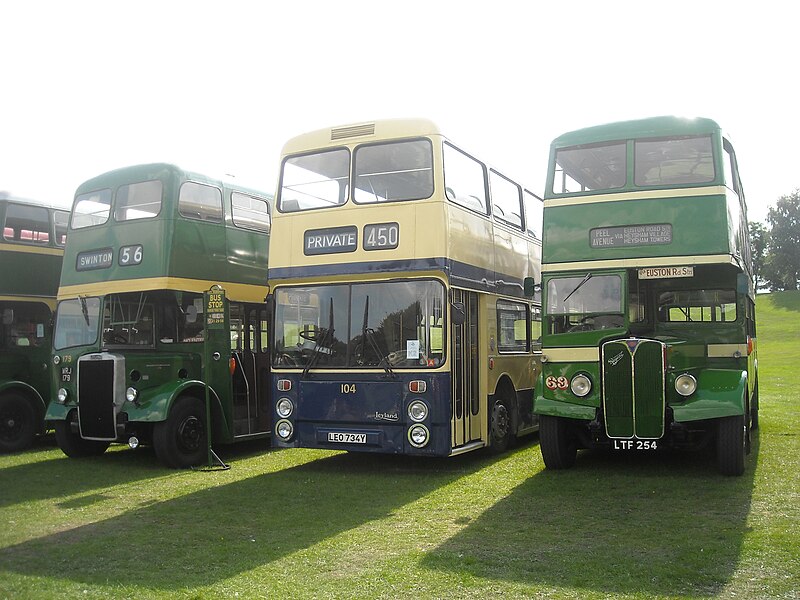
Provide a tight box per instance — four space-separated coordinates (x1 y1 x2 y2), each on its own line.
302 297 335 379
562 273 593 305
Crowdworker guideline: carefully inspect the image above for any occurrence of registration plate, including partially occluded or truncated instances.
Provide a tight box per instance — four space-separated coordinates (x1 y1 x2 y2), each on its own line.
327 432 367 444
613 439 658 450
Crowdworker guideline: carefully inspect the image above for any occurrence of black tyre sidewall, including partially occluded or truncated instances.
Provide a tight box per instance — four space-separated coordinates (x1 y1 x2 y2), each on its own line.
153 397 207 469
54 419 110 457
0 393 37 452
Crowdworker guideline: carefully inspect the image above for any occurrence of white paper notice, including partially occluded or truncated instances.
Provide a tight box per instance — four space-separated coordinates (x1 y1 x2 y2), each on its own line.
407 339 420 359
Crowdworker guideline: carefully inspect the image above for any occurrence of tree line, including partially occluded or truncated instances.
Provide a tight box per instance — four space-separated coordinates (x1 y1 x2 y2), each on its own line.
750 189 800 291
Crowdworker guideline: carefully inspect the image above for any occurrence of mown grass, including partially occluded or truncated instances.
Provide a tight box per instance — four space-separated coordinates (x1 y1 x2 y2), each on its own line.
1 293 798 599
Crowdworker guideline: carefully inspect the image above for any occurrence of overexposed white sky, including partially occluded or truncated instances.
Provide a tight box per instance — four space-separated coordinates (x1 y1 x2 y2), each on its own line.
2 1 797 223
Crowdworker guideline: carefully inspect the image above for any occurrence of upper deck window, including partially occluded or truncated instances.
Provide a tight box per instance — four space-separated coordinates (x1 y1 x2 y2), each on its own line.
3 203 50 244
280 148 349 212
443 142 488 214
179 182 223 222
634 136 714 186
353 139 433 204
489 170 523 229
54 210 69 246
524 190 543 239
114 180 162 221
553 142 626 194
72 189 111 229
232 192 270 233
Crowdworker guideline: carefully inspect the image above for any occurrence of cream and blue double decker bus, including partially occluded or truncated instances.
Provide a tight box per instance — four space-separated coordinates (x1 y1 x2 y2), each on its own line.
534 116 757 475
0 194 69 451
269 119 542 456
45 164 272 468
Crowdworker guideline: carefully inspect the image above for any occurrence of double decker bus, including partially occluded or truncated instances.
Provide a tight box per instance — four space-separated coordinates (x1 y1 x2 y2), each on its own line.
45 164 273 468
534 116 757 475
268 119 542 456
0 194 69 451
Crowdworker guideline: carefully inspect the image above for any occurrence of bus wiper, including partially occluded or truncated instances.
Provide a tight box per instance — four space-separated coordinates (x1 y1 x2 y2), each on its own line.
367 328 395 379
360 296 395 378
302 298 335 379
562 273 593 305
79 296 90 327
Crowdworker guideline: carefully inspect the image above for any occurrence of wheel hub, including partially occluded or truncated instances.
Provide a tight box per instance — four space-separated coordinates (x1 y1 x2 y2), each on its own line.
492 403 509 438
177 416 204 452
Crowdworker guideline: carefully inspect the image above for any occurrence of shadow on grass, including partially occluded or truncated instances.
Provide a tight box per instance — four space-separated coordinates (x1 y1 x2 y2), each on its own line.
423 434 759 597
0 448 490 590
0 444 172 510
0 435 275 510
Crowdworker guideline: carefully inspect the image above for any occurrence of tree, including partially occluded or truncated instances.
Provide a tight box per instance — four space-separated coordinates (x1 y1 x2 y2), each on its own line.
749 221 769 291
764 189 800 291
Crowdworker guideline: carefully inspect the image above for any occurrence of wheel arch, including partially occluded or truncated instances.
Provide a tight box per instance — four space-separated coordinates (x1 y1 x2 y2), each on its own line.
0 381 47 428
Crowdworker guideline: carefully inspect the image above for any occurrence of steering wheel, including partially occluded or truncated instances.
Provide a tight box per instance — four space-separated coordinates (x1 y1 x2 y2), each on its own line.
279 353 297 366
382 350 430 367
111 333 129 344
298 330 318 342
567 316 595 333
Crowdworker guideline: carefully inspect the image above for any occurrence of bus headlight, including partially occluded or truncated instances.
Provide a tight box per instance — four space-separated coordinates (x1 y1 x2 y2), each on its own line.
408 424 429 448
675 373 697 397
277 397 294 418
276 419 294 440
407 400 429 422
56 388 68 404
570 373 592 397
125 387 139 403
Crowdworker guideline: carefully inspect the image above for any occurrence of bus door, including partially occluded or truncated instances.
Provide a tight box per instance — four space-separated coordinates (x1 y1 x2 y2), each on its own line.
230 304 270 436
451 290 481 448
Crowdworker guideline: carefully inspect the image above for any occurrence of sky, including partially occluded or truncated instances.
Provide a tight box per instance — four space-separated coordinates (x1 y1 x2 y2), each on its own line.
2 1 798 224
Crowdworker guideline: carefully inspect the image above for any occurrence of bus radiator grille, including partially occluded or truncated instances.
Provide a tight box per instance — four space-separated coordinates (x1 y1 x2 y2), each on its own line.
78 359 117 440
602 339 665 439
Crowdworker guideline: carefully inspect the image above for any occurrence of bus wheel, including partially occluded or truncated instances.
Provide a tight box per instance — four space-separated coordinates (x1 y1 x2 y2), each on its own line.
0 393 37 452
717 414 746 476
153 397 207 469
54 420 110 457
489 397 512 453
539 415 577 469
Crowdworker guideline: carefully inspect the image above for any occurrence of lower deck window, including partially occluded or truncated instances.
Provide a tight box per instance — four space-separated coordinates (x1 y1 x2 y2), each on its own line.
658 289 736 322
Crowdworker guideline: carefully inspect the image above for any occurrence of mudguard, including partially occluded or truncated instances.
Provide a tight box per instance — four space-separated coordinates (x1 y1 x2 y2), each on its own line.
672 369 747 422
0 380 45 412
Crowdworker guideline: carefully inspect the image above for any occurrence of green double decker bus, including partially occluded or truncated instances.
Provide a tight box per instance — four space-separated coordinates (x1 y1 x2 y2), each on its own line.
0 194 69 452
45 164 273 468
534 116 757 475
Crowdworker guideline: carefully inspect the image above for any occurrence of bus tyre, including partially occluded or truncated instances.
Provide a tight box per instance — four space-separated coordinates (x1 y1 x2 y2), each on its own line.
489 397 513 454
54 420 110 457
153 396 207 469
717 414 746 476
539 415 577 470
0 393 37 453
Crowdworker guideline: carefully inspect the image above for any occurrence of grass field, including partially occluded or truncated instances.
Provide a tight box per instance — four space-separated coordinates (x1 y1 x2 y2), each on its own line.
1 293 798 599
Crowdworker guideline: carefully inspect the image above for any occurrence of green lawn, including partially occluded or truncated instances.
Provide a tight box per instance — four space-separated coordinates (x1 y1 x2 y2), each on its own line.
1 293 798 599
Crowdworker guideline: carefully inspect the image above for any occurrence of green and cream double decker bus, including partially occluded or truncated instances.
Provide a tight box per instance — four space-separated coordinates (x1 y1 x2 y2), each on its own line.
45 164 272 468
269 119 542 456
0 194 69 451
534 116 757 475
